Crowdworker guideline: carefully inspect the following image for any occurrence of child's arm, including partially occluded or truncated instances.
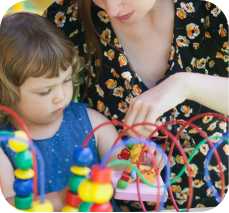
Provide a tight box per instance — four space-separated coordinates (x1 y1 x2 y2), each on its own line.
87 108 118 158
0 148 15 200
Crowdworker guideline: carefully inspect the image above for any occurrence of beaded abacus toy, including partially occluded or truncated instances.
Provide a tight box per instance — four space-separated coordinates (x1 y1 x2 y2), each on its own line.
0 104 228 212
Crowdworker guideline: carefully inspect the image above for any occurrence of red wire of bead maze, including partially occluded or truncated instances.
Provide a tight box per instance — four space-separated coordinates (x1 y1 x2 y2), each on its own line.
0 105 38 197
81 112 228 211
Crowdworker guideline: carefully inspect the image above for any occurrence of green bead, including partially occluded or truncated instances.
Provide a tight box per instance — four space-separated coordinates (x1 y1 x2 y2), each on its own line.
117 179 128 189
126 144 133 149
15 194 33 209
79 202 93 212
68 175 85 193
14 150 33 170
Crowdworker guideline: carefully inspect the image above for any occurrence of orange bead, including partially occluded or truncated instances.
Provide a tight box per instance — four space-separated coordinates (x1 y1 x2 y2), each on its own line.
90 165 112 183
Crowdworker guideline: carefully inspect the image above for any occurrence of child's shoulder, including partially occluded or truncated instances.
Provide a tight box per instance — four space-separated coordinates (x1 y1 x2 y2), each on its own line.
66 102 108 126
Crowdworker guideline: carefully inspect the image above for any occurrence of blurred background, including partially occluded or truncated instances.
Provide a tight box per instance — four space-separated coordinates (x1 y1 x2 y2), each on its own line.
7 0 54 15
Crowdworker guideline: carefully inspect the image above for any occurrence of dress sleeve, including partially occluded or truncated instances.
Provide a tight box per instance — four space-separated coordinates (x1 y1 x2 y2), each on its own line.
202 1 228 77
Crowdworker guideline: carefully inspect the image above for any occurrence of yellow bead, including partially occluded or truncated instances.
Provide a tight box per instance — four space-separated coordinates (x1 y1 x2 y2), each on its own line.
15 131 29 139
78 180 113 204
9 131 29 153
70 166 90 176
62 205 79 212
30 200 54 212
15 169 34 180
78 179 93 202
91 183 113 204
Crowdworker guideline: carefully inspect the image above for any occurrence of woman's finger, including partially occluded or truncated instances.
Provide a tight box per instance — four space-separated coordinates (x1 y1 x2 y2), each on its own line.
130 103 150 136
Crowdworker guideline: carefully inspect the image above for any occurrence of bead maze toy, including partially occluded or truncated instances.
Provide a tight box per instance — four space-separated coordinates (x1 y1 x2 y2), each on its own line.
0 104 228 212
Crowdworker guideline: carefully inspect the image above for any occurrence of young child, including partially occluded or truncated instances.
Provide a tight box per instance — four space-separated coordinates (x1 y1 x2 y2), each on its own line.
0 12 118 211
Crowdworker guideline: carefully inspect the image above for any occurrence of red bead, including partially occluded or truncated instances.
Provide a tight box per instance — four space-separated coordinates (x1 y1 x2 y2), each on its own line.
117 148 130 160
120 174 130 182
65 190 82 207
90 165 112 183
90 203 113 212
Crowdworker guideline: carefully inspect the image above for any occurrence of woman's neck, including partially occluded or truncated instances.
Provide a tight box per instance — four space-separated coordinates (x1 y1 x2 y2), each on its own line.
111 0 173 39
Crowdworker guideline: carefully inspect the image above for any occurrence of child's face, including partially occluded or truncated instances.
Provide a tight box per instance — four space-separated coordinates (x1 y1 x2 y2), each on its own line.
16 66 73 126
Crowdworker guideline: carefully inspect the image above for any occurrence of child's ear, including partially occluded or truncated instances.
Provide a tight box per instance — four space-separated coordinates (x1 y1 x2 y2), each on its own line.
0 149 15 199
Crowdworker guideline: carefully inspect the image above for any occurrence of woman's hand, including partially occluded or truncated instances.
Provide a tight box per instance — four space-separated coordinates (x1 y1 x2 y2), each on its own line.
124 72 189 137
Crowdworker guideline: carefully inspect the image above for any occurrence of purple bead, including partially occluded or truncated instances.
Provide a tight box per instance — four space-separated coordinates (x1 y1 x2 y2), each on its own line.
13 178 33 197
73 147 94 167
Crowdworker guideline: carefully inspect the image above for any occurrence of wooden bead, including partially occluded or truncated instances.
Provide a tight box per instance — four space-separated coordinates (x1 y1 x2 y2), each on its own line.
73 147 94 167
15 194 33 210
8 138 28 153
14 150 33 170
15 169 34 180
90 203 113 212
120 174 130 182
130 170 137 180
65 190 82 207
91 182 113 204
78 180 113 204
15 131 28 139
79 202 93 212
13 178 33 197
70 166 90 176
90 165 112 183
62 205 79 212
8 131 29 153
117 148 130 160
68 175 85 193
78 179 93 202
30 200 54 212
117 179 128 189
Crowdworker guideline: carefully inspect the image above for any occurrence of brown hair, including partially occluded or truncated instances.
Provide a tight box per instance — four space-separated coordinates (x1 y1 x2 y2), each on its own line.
78 0 103 78
0 12 80 123
79 0 102 58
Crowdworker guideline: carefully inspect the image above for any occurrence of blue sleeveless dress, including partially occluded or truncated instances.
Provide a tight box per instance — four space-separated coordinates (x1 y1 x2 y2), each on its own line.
1 102 99 193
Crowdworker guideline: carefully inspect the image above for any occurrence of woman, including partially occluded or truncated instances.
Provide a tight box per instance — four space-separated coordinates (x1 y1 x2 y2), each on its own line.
45 0 228 210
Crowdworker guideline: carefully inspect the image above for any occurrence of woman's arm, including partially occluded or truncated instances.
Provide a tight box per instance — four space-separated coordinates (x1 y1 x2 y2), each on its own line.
184 72 228 115
124 72 228 137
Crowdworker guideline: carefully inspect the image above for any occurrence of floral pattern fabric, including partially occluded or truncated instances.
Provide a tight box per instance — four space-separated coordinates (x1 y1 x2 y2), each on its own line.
46 0 228 210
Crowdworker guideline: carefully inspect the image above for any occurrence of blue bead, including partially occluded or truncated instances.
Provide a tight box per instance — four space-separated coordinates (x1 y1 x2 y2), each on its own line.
73 147 94 167
13 178 33 197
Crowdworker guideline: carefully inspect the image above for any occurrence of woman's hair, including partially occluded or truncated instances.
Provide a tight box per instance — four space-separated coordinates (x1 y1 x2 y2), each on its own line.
78 0 103 74
0 12 80 123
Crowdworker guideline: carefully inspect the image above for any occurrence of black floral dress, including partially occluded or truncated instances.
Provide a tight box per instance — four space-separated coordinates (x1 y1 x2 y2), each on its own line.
46 0 228 210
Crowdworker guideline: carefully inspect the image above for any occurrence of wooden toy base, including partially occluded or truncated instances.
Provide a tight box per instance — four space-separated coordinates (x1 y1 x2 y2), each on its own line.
112 171 168 202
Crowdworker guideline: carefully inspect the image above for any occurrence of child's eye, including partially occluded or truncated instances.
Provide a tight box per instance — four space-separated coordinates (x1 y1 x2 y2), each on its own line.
37 88 52 96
